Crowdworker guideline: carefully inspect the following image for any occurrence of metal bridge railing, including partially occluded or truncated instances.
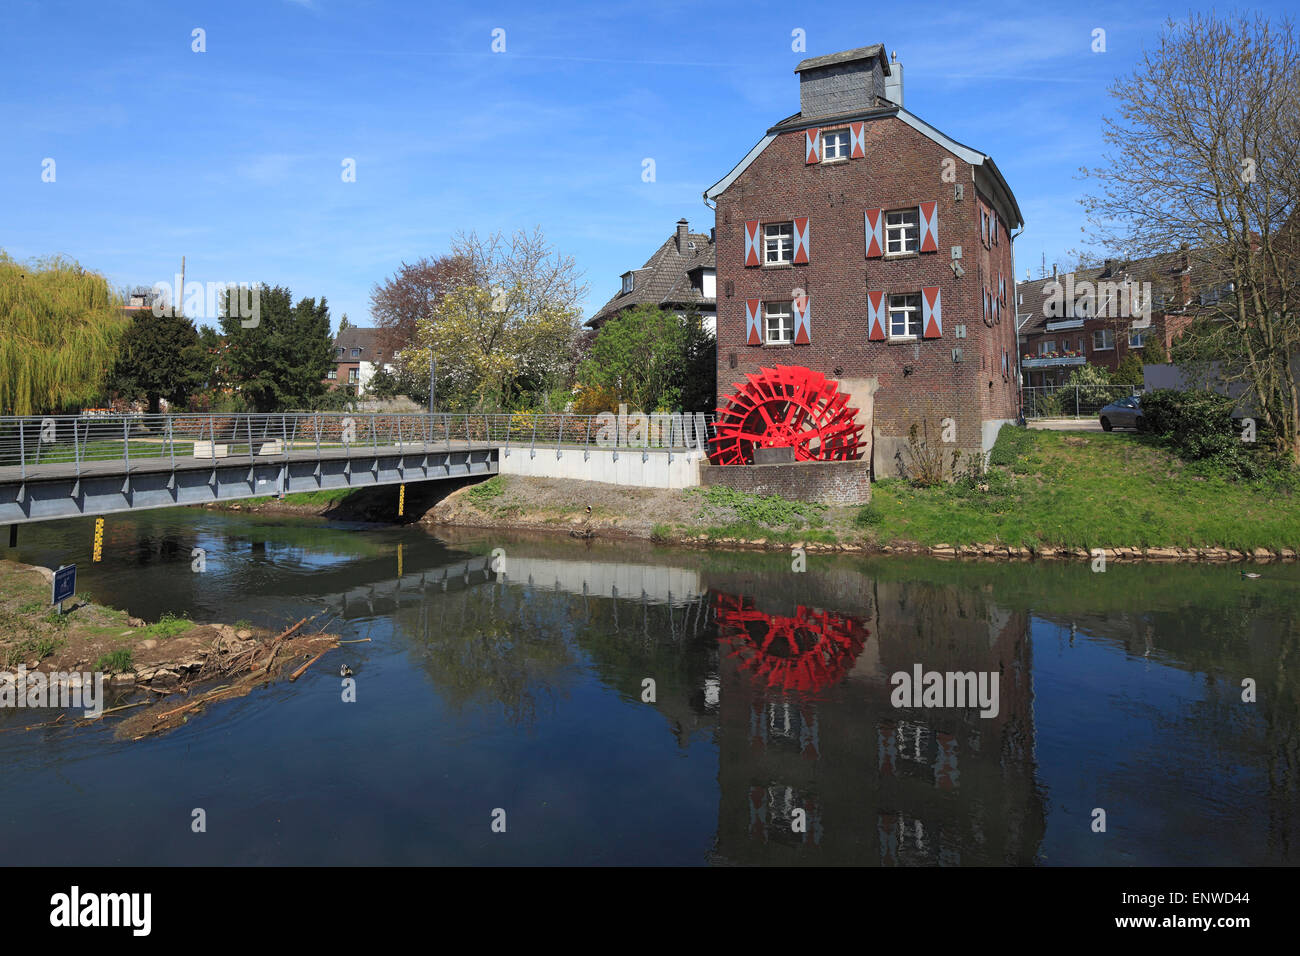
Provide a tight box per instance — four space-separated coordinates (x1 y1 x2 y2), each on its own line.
0 411 718 473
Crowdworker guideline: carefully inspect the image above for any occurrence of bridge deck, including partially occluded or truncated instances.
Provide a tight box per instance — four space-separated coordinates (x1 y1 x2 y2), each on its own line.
0 440 498 484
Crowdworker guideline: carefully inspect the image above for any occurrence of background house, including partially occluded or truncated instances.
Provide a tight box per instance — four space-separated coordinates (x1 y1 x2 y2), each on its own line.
1015 248 1209 387
587 218 716 334
326 327 393 393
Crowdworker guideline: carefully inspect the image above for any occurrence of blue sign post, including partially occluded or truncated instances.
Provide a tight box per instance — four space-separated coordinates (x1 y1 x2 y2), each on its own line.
52 564 76 615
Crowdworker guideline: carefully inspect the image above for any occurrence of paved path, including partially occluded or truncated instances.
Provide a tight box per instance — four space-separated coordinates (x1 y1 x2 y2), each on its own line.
1027 418 1103 432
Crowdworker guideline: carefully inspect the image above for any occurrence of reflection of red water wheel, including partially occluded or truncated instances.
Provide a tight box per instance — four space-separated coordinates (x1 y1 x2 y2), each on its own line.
709 365 863 465
715 593 868 692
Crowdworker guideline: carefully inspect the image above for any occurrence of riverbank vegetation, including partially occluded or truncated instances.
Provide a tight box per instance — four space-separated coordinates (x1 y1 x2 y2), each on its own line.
427 426 1300 555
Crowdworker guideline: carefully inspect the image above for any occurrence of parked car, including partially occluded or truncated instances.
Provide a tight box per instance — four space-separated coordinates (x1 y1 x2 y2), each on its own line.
1099 395 1143 432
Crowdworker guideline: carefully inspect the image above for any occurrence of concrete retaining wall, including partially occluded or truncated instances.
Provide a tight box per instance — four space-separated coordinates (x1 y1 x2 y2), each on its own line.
698 459 871 504
497 446 703 489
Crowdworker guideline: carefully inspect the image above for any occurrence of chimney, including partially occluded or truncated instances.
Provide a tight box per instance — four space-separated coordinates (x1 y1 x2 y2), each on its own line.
795 44 888 119
1103 258 1115 276
884 50 904 107
676 218 689 253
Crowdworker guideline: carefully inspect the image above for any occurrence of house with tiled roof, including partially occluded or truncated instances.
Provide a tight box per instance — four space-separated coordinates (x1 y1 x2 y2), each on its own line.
1015 246 1223 386
325 327 394 393
587 219 716 333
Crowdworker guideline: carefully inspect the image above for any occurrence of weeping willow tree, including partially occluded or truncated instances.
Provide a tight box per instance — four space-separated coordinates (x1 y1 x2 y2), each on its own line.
0 252 131 415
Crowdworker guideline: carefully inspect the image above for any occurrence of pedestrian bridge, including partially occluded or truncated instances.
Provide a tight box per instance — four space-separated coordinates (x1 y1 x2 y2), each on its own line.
0 411 714 525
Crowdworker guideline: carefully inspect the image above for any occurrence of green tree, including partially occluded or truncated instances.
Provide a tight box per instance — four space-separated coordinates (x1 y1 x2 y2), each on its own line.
1141 336 1169 365
1112 352 1145 387
219 285 333 411
404 284 579 410
678 309 717 412
578 305 689 412
0 253 131 415
108 307 206 412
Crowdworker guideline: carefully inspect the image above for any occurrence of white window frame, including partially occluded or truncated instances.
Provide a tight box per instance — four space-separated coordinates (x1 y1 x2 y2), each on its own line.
888 293 922 340
764 223 793 265
1093 329 1115 351
348 368 359 383
820 128 850 162
327 369 338 380
350 348 361 358
621 274 634 294
885 209 919 256
1039 340 1056 356
1128 328 1147 349
764 301 793 344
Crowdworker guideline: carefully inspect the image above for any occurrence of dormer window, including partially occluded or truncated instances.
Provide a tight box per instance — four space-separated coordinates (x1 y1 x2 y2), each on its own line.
621 273 634 294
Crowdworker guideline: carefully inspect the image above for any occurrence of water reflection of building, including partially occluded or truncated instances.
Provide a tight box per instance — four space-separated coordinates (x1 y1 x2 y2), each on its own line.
704 567 1045 865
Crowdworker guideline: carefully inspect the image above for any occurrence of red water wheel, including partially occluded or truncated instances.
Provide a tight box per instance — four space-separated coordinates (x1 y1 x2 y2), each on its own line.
714 593 868 692
709 365 863 465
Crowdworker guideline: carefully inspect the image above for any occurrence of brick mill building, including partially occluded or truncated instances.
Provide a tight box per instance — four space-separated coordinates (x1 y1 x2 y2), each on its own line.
704 44 1023 474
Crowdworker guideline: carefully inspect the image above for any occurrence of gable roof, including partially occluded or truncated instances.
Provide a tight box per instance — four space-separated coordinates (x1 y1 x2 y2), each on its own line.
587 225 716 327
704 104 1024 231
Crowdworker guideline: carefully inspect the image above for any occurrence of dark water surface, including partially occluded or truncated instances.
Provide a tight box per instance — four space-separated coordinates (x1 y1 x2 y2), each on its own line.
2 509 1298 865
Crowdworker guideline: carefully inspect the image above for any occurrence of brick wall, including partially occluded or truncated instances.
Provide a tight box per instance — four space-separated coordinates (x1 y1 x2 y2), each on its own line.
699 460 872 505
713 114 1019 470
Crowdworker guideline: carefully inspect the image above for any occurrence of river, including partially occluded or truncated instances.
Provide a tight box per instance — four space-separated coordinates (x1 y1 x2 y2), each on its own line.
2 508 1298 865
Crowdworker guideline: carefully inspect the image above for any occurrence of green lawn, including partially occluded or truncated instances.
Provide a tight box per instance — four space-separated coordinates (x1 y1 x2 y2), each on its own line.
867 428 1300 550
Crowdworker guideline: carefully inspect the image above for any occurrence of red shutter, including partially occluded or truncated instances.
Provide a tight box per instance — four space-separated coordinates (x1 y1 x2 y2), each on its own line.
850 121 865 159
745 299 762 346
793 295 811 344
744 221 761 267
918 201 938 253
922 287 942 338
804 128 820 164
793 216 810 264
865 208 884 258
867 290 886 341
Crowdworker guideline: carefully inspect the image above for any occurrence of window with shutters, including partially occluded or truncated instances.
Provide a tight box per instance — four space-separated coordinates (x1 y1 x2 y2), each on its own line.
888 294 922 340
885 210 919 255
764 223 794 265
820 129 850 162
765 302 793 344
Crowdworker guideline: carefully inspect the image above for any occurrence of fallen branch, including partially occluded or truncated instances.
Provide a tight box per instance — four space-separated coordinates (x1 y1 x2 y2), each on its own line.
288 646 336 682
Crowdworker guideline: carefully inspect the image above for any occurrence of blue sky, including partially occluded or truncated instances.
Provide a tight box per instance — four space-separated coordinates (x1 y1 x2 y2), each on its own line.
0 0 1286 332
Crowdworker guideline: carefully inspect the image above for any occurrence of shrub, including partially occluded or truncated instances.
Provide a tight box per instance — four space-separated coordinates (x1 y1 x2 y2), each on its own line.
1140 389 1275 479
853 503 884 528
902 420 953 487
466 475 505 502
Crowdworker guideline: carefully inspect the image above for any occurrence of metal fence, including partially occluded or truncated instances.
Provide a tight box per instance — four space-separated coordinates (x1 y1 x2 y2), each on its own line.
1021 385 1143 420
0 411 718 474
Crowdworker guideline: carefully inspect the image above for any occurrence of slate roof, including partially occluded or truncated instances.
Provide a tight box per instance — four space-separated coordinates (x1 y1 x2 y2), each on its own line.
794 44 890 75
587 223 716 327
1015 248 1225 336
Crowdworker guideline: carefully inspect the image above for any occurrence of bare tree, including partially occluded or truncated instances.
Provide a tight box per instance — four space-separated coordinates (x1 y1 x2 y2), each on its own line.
1081 12 1300 462
450 226 588 319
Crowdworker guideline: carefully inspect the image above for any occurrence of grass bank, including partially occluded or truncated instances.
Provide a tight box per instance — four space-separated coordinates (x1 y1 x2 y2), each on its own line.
425 428 1300 557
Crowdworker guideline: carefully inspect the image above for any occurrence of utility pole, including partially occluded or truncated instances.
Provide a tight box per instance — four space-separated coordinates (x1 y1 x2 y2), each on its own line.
178 255 185 317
